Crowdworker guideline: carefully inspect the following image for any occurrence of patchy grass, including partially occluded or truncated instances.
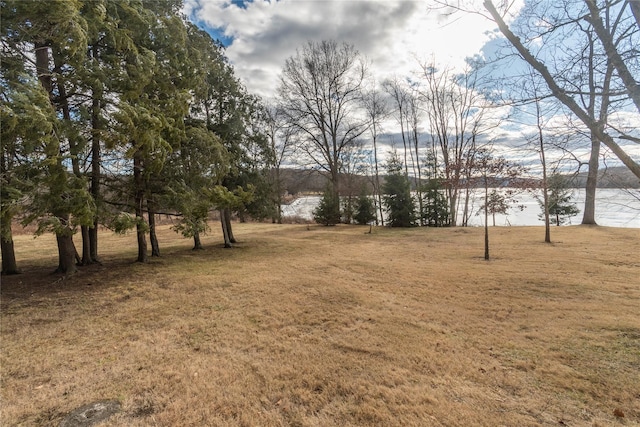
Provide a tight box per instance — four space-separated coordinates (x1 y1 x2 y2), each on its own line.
1 224 639 426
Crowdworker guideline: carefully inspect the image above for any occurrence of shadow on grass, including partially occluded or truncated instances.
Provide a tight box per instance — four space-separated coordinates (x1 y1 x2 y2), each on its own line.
0 241 242 304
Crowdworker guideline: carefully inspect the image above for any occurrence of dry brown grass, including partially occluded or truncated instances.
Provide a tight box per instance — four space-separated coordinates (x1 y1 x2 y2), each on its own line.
1 224 639 426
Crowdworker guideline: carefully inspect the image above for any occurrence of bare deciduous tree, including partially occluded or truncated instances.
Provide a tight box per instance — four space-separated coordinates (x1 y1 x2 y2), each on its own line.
383 77 412 177
417 62 493 226
264 104 296 223
482 0 640 180
383 78 425 222
362 85 389 225
278 40 368 197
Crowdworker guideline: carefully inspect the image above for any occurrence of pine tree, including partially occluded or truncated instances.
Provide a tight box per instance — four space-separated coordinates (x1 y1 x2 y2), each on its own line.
382 154 416 227
538 174 580 226
2 0 96 274
1 77 55 274
354 190 376 225
313 184 341 226
421 179 450 227
110 0 193 261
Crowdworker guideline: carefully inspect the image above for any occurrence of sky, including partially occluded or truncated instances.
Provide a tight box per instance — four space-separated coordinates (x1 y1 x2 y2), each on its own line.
183 0 640 173
183 0 506 100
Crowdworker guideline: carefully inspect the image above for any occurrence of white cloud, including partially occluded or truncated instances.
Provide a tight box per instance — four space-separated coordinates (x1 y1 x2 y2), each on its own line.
184 1 640 172
186 0 505 100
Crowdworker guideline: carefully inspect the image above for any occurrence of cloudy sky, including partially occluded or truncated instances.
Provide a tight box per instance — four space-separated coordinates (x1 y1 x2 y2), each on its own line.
183 0 505 100
183 0 639 171
182 0 524 160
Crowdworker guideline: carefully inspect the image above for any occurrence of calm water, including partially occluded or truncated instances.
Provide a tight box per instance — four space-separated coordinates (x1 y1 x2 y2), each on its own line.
282 189 640 228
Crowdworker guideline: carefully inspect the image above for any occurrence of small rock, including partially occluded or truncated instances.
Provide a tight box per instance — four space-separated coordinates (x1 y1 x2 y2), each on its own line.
613 408 625 418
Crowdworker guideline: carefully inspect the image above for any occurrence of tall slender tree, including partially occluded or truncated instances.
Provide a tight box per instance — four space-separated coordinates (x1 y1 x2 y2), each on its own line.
278 40 368 199
418 63 489 226
111 0 192 262
362 86 388 225
471 148 525 260
2 0 95 274
1 77 56 274
264 104 295 223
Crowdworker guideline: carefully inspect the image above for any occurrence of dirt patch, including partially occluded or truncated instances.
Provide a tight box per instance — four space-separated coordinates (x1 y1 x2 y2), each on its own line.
59 400 121 427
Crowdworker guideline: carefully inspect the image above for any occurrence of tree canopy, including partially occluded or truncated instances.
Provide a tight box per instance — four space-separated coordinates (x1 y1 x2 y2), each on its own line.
1 0 273 273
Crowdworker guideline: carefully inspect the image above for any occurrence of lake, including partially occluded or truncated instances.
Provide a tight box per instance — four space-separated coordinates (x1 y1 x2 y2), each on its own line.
281 188 640 228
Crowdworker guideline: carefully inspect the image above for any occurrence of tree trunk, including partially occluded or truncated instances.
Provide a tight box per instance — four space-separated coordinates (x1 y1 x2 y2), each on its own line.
1 225 20 275
136 221 148 263
224 207 237 243
35 42 53 98
462 187 471 227
89 223 99 263
580 23 610 225
582 135 600 225
542 185 551 243
412 123 424 225
148 201 160 257
1 148 19 275
399 106 409 176
330 167 340 200
220 209 232 248
535 96 551 243
79 225 93 265
134 150 147 263
484 178 490 261
372 130 384 226
89 71 102 263
449 187 458 227
55 231 77 275
275 167 283 224
53 50 94 265
193 230 203 250
35 42 85 272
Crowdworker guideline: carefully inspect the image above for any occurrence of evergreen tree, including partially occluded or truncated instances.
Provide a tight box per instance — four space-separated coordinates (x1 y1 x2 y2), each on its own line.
1 76 56 274
2 0 96 274
382 154 416 227
1 0 266 272
341 196 355 224
421 179 450 227
354 190 376 225
164 122 227 250
203 42 270 242
313 184 341 226
538 174 580 226
109 0 194 261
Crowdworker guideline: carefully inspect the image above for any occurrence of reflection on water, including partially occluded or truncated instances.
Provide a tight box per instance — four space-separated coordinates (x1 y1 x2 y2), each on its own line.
281 189 640 228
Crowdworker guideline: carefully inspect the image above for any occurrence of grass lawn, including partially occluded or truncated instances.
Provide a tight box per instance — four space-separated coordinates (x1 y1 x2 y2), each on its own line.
1 223 639 426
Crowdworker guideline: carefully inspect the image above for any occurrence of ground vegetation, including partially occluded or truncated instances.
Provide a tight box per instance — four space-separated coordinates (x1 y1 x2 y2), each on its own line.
1 223 638 426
